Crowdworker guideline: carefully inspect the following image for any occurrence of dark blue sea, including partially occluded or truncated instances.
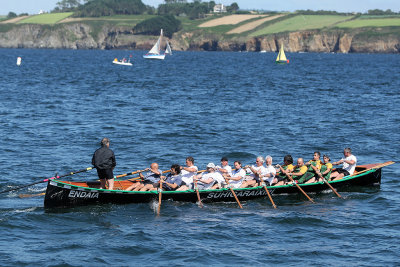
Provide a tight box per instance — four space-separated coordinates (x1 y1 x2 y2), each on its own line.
0 49 399 266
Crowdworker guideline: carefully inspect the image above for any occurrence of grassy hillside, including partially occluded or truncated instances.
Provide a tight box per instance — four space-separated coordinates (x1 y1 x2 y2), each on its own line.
17 12 74 24
336 17 400 28
250 15 354 36
5 12 400 37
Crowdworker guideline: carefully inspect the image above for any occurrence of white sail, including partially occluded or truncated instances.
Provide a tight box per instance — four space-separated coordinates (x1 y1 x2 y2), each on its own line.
165 41 172 55
148 36 161 55
143 29 167 60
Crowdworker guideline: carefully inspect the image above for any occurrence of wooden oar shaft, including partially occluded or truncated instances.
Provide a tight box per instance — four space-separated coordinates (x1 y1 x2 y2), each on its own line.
287 175 315 203
223 177 242 209
0 167 93 194
262 183 277 209
157 179 162 216
193 179 203 208
323 179 342 198
18 192 45 198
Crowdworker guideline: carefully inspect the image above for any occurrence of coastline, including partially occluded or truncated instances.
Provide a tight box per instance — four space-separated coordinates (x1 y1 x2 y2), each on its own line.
0 23 399 53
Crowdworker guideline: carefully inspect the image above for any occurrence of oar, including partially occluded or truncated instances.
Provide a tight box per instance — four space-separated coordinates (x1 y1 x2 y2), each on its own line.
351 161 395 176
223 177 243 209
19 192 46 198
322 177 342 198
193 178 203 208
287 174 315 203
260 180 277 209
0 167 94 194
157 178 163 216
116 169 148 179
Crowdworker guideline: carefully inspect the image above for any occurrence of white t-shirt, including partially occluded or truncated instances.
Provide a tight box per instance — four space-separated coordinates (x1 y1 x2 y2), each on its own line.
245 165 265 180
229 168 246 188
198 172 225 189
216 165 232 176
261 165 276 185
342 155 357 175
181 165 198 186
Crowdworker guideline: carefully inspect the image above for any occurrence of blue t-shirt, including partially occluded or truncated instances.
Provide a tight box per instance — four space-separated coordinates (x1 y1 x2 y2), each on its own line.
165 173 183 186
143 171 161 183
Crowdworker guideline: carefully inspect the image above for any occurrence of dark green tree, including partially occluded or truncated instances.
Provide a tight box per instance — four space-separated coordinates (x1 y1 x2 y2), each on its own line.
7 12 17 19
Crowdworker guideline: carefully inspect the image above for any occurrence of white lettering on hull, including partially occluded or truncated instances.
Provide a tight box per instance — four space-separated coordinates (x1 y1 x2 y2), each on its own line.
68 190 99 199
207 190 267 199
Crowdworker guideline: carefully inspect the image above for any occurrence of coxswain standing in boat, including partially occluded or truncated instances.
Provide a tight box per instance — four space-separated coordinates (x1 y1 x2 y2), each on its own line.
330 148 357 181
92 137 116 190
274 155 294 186
223 161 246 188
126 163 161 191
176 157 198 191
242 156 265 188
259 155 276 186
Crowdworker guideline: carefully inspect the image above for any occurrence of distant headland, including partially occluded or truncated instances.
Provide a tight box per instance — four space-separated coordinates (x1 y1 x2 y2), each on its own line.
0 0 399 53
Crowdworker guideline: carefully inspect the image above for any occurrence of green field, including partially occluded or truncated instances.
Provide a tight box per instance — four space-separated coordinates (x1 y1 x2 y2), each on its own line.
336 17 400 28
250 15 353 36
17 12 73 24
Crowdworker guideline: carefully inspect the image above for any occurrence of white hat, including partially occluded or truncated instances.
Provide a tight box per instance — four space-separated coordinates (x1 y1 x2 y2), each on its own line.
206 163 216 169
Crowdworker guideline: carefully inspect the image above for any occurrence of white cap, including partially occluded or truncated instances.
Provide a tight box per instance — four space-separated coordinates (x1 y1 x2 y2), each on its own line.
207 163 216 169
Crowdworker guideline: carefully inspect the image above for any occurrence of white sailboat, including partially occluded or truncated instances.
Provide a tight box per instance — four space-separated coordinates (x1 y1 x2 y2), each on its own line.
143 29 172 60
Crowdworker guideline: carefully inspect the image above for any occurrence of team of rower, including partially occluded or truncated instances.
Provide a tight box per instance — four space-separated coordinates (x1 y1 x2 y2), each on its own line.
124 148 357 192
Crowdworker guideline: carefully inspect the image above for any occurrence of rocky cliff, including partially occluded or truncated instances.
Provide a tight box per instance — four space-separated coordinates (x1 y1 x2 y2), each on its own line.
0 23 399 53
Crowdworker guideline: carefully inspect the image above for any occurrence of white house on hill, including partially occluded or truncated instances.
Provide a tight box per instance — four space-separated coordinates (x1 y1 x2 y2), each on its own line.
213 4 227 13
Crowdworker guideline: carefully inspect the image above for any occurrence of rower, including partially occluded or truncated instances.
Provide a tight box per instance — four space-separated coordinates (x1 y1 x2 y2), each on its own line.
274 155 294 186
126 163 161 191
330 148 357 180
195 163 224 190
242 156 265 188
223 161 246 189
288 158 314 184
176 156 198 191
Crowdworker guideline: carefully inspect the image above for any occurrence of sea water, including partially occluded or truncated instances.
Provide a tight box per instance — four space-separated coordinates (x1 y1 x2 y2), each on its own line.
0 49 399 265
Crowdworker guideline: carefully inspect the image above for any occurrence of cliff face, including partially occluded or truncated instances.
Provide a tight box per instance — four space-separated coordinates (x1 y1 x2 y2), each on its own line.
0 23 399 53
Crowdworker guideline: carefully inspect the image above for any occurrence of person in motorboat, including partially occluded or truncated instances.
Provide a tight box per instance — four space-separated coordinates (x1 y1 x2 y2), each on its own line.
193 163 225 190
330 147 357 180
176 157 198 191
126 163 161 191
259 155 276 186
215 157 232 177
223 161 246 189
273 155 294 186
241 156 265 188
92 137 116 190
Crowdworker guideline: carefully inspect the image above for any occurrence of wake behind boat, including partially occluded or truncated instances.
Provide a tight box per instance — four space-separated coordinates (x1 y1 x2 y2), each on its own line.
143 29 172 60
43 162 393 208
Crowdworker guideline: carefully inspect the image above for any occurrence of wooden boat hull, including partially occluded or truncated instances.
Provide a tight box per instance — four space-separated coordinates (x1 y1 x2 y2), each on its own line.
44 163 386 208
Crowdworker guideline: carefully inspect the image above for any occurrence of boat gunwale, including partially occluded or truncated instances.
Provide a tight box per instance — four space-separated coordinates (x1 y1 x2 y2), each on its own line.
49 168 378 194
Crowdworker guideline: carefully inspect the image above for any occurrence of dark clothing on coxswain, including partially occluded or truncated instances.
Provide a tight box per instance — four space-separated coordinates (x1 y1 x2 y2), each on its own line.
92 146 116 170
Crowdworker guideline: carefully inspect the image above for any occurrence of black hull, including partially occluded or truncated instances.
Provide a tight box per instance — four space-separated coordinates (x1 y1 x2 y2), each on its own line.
44 167 382 208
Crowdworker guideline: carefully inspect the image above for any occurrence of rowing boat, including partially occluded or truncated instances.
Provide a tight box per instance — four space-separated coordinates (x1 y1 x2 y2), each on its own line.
44 162 392 208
